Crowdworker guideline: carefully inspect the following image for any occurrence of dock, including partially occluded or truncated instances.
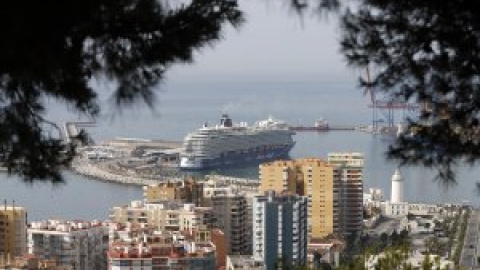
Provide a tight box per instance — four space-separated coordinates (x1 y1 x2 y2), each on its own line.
102 137 182 150
288 124 355 132
328 125 356 131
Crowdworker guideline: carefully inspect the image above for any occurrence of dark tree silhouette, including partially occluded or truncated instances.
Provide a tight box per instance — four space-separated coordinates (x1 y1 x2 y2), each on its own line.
0 0 242 181
339 1 480 183
291 0 480 183
284 0 480 184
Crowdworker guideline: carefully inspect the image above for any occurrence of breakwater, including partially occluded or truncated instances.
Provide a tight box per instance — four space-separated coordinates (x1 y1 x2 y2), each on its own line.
71 159 259 187
71 161 168 186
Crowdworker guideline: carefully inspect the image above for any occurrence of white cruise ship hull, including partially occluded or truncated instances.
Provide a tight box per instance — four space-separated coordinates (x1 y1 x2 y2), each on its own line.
180 144 294 170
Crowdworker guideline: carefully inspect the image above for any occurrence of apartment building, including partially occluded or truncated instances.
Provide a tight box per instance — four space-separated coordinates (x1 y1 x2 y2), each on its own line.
1 254 79 269
211 193 250 255
327 153 364 236
109 201 213 232
252 191 308 270
143 179 204 204
259 159 336 239
201 180 254 255
107 223 216 270
0 205 27 262
259 155 364 239
27 220 109 270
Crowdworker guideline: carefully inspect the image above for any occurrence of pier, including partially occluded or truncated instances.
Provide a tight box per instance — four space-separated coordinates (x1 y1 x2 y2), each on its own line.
288 124 355 132
63 121 96 143
102 137 182 149
328 125 356 131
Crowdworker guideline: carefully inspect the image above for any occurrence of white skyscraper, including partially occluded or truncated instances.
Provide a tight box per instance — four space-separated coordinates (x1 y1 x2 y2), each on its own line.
391 169 404 203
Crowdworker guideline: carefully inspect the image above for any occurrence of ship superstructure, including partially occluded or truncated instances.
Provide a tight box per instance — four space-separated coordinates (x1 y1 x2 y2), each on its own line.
180 114 295 169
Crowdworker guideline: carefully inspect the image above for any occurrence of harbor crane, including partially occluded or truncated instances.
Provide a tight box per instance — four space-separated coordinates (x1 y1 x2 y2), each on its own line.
363 67 418 133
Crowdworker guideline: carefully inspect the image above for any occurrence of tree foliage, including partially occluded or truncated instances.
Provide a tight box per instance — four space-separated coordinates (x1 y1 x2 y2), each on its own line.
0 0 242 181
289 0 480 183
339 1 480 183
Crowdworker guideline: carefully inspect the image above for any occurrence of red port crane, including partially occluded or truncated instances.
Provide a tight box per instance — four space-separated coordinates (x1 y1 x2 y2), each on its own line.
363 67 418 131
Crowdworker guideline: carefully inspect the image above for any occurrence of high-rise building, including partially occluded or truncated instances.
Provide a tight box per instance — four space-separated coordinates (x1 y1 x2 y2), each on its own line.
210 190 250 255
0 204 27 261
202 177 260 256
327 153 364 236
252 191 308 270
259 159 336 239
259 161 300 194
259 154 364 239
28 220 109 270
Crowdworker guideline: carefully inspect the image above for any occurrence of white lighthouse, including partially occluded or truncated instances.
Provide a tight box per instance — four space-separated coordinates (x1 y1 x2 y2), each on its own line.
390 169 404 203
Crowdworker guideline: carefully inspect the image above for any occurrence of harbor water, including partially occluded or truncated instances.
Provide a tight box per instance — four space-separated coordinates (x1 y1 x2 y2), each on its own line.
1 80 479 221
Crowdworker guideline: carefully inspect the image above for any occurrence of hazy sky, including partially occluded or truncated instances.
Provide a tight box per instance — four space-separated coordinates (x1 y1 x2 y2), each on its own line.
64 0 365 126
169 1 357 82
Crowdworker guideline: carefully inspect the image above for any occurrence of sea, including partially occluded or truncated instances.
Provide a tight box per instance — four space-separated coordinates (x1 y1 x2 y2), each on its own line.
1 79 479 221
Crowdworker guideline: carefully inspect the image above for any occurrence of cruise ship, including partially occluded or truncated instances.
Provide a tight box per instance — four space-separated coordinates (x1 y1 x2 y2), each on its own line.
180 114 295 169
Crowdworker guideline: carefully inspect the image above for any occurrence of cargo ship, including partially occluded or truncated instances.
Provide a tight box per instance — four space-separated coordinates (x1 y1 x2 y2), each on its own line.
288 119 329 131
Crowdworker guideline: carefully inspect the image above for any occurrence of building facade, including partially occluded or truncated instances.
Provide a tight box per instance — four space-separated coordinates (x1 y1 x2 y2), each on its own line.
210 191 250 255
0 205 27 262
259 155 364 239
252 191 308 270
110 201 213 232
143 179 204 205
259 159 336 239
383 201 409 216
327 153 364 236
226 255 265 270
107 224 216 270
27 220 109 270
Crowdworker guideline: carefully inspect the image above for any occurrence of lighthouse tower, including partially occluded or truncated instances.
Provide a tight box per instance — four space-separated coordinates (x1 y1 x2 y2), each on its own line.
390 169 404 203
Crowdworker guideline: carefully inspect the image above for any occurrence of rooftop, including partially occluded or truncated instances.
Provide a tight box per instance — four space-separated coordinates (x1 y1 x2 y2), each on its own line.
227 255 265 270
108 234 216 260
28 219 107 232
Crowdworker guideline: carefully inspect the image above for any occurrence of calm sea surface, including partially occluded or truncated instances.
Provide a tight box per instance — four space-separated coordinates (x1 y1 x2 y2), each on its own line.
1 80 479 221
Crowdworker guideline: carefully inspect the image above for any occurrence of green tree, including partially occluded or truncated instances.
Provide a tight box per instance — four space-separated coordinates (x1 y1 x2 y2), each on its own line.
399 229 409 239
335 256 366 270
425 237 442 255
390 230 399 246
369 246 413 270
380 233 389 249
421 254 434 270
